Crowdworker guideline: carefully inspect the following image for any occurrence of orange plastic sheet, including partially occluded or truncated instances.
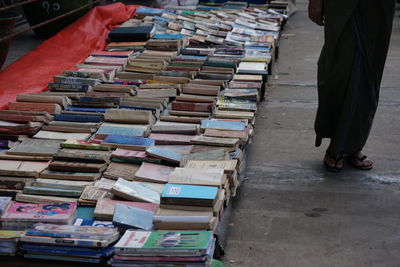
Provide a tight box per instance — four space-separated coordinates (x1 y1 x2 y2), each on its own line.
0 3 140 109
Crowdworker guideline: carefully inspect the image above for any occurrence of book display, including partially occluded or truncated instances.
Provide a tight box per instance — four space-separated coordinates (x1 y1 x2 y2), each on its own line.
0 1 288 266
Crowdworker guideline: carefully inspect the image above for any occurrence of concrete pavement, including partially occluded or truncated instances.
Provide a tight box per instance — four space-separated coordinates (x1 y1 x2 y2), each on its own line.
224 1 400 266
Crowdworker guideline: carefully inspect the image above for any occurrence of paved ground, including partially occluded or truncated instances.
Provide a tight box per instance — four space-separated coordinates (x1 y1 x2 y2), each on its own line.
224 1 400 267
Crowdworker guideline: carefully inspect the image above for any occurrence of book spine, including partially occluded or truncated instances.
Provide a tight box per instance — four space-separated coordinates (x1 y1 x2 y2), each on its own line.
54 114 102 123
8 102 60 114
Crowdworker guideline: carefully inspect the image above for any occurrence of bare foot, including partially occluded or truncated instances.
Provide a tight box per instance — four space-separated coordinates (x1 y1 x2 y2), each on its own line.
346 151 373 170
323 152 344 172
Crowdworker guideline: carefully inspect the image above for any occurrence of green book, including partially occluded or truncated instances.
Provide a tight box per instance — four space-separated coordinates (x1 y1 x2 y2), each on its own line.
114 230 213 256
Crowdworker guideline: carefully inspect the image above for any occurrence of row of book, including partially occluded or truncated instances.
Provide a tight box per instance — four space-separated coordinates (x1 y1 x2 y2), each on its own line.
0 1 288 265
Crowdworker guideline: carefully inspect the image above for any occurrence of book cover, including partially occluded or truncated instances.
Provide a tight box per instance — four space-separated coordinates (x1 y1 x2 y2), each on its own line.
111 178 160 204
113 204 154 230
61 140 110 151
149 133 195 145
94 198 158 220
103 162 140 181
145 146 183 165
162 184 218 203
114 230 212 254
2 202 77 223
102 135 154 149
7 139 63 157
134 162 174 184
200 120 246 131
0 197 12 215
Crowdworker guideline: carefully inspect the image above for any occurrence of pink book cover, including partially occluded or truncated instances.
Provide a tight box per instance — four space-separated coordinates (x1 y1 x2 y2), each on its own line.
134 162 174 183
1 202 77 223
95 198 158 216
111 149 147 159
149 133 195 145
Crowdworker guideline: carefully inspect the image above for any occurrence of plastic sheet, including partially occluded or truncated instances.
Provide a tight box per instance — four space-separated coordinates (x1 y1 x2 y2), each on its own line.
0 3 139 110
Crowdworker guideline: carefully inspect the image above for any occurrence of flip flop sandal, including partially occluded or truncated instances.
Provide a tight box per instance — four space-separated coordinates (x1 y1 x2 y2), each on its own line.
323 151 344 173
346 154 373 170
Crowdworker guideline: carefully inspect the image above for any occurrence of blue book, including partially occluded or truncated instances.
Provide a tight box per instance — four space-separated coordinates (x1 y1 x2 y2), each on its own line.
96 125 146 137
112 204 153 230
145 146 182 164
135 7 165 15
153 33 185 39
161 184 218 207
21 243 114 257
73 218 114 228
54 114 102 123
65 106 107 113
103 135 154 148
201 120 246 131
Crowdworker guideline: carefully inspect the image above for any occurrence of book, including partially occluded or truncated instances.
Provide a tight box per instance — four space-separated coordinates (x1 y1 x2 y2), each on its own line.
54 148 110 163
95 124 148 139
78 186 112 206
25 223 118 239
113 204 154 230
1 202 77 224
168 168 225 188
23 186 83 197
149 133 195 146
39 169 101 181
20 233 118 248
60 140 110 151
104 109 155 124
114 230 213 256
145 146 183 165
102 135 154 151
6 139 62 157
0 160 49 177
0 197 12 216
103 162 140 181
15 193 77 204
16 94 71 109
190 135 239 148
8 102 62 114
200 119 246 131
111 178 160 204
32 131 91 141
94 198 158 220
161 184 218 207
109 25 155 42
110 149 161 164
134 162 174 184
184 160 237 174
48 160 107 173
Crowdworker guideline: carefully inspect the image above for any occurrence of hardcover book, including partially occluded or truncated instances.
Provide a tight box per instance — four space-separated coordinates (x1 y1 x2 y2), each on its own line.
0 160 49 178
102 135 155 151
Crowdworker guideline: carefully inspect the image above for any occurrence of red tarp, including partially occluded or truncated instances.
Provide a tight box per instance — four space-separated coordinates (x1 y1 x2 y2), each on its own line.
0 3 140 110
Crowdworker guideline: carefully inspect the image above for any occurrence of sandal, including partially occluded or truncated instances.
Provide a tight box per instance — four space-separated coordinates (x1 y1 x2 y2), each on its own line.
346 153 373 170
323 150 344 172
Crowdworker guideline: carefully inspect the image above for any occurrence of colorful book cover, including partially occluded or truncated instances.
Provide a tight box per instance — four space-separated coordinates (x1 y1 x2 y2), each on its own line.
94 198 158 220
115 230 212 251
145 146 183 164
61 140 110 151
162 184 218 201
2 202 77 223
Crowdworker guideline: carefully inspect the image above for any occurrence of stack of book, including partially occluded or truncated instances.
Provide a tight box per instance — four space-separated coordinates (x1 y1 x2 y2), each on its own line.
20 223 119 263
109 230 215 267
